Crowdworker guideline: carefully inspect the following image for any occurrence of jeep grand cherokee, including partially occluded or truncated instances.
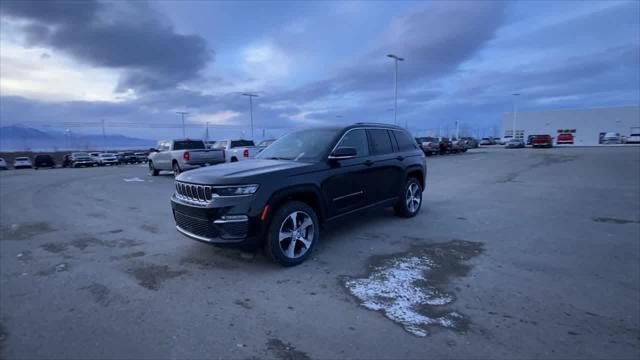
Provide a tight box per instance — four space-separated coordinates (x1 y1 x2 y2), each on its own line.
170 123 426 266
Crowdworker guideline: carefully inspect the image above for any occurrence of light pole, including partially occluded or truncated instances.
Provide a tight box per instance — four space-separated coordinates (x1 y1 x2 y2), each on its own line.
242 93 258 140
512 93 520 139
386 54 404 126
176 111 189 138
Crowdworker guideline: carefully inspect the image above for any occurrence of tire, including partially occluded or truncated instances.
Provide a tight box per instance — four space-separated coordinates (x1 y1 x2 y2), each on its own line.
265 201 319 267
172 161 181 177
149 161 159 176
231 157 238 162
394 177 423 218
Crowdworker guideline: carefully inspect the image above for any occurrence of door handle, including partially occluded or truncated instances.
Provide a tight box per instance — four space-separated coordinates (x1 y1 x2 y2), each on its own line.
396 156 405 161
364 160 374 166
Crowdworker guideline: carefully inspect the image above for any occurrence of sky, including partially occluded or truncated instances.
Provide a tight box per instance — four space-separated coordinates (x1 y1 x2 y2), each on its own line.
0 0 638 140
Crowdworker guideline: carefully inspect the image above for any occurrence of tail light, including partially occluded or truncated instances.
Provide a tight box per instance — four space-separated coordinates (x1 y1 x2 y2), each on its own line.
183 151 190 161
243 149 249 158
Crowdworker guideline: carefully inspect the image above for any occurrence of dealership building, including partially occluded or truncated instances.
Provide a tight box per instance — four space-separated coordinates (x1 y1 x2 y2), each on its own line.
501 106 640 145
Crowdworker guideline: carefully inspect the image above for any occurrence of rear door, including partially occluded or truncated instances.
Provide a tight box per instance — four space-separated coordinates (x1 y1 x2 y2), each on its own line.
322 129 372 215
366 129 403 203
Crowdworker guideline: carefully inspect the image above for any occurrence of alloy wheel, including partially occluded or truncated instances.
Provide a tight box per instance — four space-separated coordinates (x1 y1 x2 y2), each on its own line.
406 183 421 213
278 211 314 259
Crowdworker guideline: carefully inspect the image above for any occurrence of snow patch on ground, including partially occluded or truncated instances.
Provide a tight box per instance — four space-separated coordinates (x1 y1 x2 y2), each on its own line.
345 255 462 337
123 177 145 182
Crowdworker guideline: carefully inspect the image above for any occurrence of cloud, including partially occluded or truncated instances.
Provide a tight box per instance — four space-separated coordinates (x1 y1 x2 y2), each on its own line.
0 0 212 92
194 110 241 125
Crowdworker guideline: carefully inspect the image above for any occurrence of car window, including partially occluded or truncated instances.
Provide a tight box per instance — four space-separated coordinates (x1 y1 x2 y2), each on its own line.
230 140 255 148
392 130 417 152
336 129 369 157
173 140 205 150
367 129 393 155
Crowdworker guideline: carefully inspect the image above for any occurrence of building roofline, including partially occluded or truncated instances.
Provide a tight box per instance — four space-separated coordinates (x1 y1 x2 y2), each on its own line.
501 105 639 116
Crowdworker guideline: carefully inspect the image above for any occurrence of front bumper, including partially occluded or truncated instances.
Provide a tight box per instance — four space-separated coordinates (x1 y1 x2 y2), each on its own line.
170 194 263 246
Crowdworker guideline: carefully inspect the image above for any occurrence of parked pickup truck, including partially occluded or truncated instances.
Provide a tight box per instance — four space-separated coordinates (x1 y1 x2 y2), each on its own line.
209 139 260 162
148 139 225 176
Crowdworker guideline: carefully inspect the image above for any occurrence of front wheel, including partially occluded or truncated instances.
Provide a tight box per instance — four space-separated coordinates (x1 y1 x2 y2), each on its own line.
265 201 319 267
149 161 159 176
394 177 423 218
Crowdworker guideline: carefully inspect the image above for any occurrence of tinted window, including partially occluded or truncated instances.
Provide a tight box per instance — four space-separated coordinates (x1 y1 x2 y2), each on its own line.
35 155 52 161
230 140 255 148
173 140 205 150
367 129 393 155
393 130 418 151
336 129 369 157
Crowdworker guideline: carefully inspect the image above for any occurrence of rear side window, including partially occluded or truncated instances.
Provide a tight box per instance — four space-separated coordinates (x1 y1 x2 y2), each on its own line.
367 129 393 155
392 130 418 152
336 129 369 157
174 141 205 150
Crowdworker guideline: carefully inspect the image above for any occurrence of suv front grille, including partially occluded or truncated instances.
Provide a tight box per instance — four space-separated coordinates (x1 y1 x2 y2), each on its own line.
175 181 213 203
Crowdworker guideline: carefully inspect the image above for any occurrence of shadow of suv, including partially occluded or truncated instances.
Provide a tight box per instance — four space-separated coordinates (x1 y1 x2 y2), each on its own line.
170 123 427 266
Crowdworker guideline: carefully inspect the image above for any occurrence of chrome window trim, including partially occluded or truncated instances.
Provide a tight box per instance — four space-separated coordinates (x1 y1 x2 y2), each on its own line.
328 126 399 159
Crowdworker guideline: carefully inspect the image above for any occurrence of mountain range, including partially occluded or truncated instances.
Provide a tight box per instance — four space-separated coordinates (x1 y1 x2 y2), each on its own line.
0 126 155 151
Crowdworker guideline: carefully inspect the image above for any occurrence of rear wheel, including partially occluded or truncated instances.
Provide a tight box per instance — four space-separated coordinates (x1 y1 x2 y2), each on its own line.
265 201 319 267
231 157 238 162
149 161 159 176
394 177 422 218
172 161 181 177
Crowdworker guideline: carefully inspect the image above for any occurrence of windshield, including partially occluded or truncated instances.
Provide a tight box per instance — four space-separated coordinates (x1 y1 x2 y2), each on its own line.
256 128 340 161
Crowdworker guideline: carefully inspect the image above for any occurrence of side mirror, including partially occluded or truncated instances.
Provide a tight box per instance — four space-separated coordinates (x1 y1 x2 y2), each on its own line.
329 146 357 160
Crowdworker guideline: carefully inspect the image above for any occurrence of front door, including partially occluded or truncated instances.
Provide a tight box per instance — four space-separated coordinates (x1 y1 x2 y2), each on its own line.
322 129 372 215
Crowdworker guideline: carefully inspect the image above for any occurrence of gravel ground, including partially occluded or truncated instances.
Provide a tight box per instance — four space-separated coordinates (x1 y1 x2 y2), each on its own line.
0 147 638 359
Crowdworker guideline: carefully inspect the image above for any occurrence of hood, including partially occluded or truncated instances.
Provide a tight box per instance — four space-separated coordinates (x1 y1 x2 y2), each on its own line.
176 159 313 185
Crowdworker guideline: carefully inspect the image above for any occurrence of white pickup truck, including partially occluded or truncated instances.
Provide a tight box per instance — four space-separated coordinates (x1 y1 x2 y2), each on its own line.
208 139 260 162
148 139 225 176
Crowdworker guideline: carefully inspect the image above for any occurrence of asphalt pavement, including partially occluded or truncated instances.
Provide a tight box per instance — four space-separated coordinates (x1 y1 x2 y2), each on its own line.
0 147 638 359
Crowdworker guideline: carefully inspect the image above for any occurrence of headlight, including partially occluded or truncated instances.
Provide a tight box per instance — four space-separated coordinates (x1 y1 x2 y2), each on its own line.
213 184 259 196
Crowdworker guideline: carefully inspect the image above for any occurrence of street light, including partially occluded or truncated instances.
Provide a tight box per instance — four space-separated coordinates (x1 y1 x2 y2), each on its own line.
387 54 404 126
512 93 520 139
176 111 189 138
242 93 258 140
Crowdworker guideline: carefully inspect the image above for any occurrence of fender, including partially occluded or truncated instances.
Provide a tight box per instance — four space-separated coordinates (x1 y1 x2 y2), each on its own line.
265 183 327 222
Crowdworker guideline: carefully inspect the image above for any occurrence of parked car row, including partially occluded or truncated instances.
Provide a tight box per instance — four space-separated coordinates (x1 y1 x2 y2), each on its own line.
0 151 151 171
414 136 478 156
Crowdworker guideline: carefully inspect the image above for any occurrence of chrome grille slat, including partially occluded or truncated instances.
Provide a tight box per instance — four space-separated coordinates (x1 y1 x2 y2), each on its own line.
175 181 213 204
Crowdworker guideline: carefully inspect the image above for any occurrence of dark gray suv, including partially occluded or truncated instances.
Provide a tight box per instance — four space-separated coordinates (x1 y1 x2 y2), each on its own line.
170 123 427 266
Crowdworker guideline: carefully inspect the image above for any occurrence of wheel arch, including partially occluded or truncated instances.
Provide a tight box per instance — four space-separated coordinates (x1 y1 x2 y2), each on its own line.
265 185 326 225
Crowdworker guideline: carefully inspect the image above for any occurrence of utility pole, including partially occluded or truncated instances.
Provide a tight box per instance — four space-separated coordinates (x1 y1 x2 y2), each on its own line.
101 119 106 150
241 93 258 140
205 122 209 142
455 120 460 139
386 54 404 126
176 111 189 138
512 93 520 139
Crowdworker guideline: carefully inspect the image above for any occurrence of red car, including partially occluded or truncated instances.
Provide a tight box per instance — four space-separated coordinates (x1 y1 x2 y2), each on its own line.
532 135 553 148
557 133 574 145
